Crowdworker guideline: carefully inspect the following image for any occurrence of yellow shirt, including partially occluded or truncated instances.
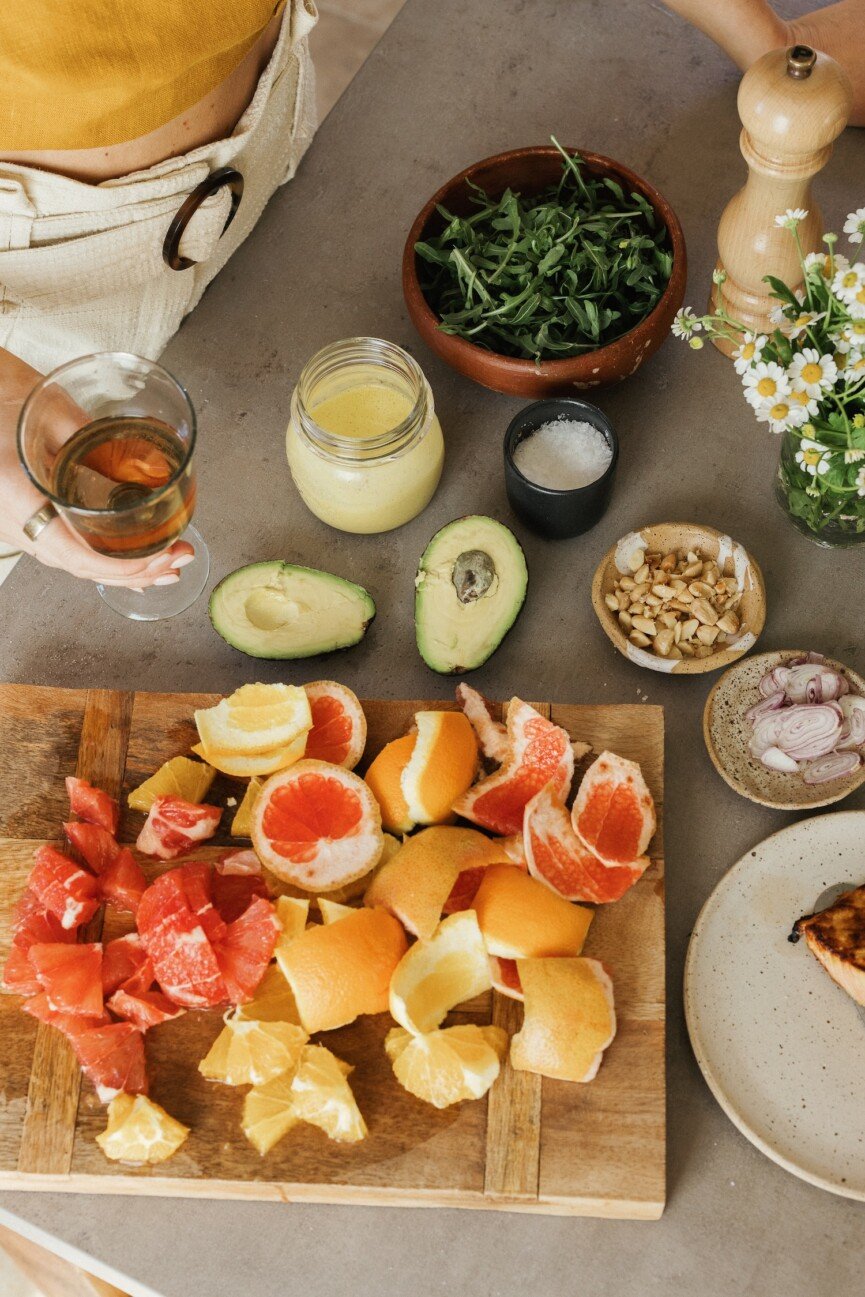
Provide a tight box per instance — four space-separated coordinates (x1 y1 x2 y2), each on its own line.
0 1 284 150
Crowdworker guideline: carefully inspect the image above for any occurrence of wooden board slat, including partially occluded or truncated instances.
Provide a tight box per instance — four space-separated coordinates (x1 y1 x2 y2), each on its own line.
17 689 132 1177
0 685 664 1217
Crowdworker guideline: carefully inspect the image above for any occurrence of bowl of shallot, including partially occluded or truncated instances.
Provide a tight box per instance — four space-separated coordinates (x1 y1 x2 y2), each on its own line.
703 650 865 810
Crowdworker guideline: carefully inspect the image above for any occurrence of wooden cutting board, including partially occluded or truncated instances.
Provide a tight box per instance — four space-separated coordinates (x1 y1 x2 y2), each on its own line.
0 684 665 1218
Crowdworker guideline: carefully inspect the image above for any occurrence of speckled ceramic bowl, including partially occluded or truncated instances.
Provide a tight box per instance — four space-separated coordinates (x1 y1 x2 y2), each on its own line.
685 811 865 1200
703 649 865 810
591 521 766 676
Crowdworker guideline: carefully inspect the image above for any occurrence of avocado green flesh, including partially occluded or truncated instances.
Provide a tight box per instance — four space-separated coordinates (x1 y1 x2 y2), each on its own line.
415 516 528 673
210 562 375 659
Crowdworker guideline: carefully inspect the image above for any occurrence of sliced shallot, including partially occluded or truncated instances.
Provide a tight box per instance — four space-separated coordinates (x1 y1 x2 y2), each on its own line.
760 746 800 773
802 750 862 785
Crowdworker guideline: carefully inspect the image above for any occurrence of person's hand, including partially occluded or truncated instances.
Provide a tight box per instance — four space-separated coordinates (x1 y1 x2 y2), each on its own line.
0 348 193 588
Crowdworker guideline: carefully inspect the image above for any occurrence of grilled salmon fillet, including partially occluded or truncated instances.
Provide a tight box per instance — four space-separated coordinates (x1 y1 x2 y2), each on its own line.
793 884 865 1007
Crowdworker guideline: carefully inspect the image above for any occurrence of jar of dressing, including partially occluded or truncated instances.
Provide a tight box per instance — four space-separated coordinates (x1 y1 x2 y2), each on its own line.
286 337 444 534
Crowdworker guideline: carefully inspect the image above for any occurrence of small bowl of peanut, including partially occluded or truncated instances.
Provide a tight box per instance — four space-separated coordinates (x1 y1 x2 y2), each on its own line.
591 521 766 675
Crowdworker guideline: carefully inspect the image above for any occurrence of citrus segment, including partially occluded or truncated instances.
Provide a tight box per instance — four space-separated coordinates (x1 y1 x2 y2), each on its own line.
385 1024 507 1108
199 1013 307 1086
510 957 616 1082
572 751 656 866
453 699 575 836
363 735 416 835
194 684 312 756
64 821 120 874
389 910 491 1036
29 942 103 1017
273 895 311 953
231 779 263 836
400 711 478 826
471 864 593 958
106 987 184 1032
195 736 307 779
23 991 108 1038
288 1044 367 1143
128 757 216 813
276 907 407 1033
136 797 222 861
489 956 523 1000
101 934 152 998
66 777 119 835
96 1094 189 1165
235 964 300 1025
29 845 99 930
365 825 510 939
303 681 367 769
72 1022 148 1101
136 869 228 1008
211 868 269 924
242 1075 300 1155
99 848 148 916
214 895 281 1003
317 897 355 924
252 760 384 892
525 783 648 903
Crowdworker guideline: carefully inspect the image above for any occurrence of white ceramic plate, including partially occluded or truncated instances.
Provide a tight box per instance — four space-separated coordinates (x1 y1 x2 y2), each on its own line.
685 811 865 1199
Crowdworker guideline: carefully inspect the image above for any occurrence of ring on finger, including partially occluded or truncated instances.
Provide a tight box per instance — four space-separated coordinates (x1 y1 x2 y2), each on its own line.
22 502 58 542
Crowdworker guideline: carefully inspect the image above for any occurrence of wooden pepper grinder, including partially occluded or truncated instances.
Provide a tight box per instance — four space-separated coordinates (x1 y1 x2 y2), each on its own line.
710 44 852 356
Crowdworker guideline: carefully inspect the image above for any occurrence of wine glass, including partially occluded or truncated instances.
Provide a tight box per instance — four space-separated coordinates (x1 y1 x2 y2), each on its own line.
17 352 209 621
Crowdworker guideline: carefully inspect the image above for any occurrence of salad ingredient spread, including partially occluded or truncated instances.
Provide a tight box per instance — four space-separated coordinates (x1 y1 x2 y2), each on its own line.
415 138 672 362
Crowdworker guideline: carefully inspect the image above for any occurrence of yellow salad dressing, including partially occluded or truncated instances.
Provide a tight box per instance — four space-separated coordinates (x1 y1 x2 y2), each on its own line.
286 347 444 535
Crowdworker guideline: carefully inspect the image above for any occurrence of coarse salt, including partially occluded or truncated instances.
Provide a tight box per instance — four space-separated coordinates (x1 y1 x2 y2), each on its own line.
513 418 612 490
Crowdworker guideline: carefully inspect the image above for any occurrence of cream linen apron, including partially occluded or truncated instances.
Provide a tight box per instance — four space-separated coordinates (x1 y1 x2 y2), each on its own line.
0 0 317 577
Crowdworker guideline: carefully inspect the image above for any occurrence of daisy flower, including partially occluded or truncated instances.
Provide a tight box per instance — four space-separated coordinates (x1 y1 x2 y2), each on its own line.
840 319 865 350
769 302 790 328
857 465 865 497
671 307 701 339
756 398 808 434
732 332 766 375
786 310 826 340
844 448 865 464
831 264 865 306
775 209 808 229
805 250 849 280
795 438 831 476
742 360 789 408
789 348 837 399
844 207 865 245
788 387 819 419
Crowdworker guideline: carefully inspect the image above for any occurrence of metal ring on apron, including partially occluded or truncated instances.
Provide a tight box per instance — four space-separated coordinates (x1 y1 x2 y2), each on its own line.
162 166 245 271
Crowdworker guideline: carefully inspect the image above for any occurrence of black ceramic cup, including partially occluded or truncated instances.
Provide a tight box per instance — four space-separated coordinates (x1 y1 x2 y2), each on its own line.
503 397 619 539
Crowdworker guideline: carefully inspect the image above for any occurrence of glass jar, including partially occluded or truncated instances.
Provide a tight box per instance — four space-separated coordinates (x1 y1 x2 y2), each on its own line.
286 338 444 534
775 428 865 547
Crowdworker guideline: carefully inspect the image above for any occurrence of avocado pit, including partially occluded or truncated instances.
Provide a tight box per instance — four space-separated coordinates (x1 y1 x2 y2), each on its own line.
452 550 495 604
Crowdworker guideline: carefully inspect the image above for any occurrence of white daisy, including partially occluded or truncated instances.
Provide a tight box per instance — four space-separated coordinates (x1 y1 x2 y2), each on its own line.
788 387 820 419
732 332 766 375
857 465 865 497
671 307 701 339
805 251 849 279
832 264 865 305
786 310 826 340
775 209 808 229
742 360 789 408
840 319 865 350
844 448 865 464
846 351 865 379
844 207 865 245
795 438 831 476
755 398 809 434
789 348 838 399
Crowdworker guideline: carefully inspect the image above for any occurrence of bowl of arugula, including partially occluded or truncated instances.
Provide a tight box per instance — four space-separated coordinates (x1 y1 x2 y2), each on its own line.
402 140 686 397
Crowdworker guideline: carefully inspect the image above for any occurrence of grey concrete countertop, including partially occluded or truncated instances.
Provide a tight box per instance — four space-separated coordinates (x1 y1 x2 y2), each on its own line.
2 2 864 1294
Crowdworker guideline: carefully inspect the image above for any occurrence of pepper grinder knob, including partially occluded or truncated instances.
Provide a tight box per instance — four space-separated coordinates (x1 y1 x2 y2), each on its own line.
709 44 852 356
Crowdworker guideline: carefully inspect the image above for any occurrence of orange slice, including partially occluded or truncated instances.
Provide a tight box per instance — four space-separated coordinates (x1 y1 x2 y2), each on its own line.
96 1094 189 1165
242 1044 365 1152
303 681 366 769
385 1023 507 1108
510 957 616 1082
276 907 407 1033
252 760 384 892
195 684 311 757
364 734 416 834
400 711 478 825
364 825 510 939
471 863 593 958
235 964 301 1025
231 778 263 836
193 735 307 778
128 756 216 812
389 910 491 1035
199 1013 308 1086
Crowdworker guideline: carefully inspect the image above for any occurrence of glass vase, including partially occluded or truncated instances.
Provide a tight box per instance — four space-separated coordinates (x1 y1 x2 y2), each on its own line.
775 429 865 548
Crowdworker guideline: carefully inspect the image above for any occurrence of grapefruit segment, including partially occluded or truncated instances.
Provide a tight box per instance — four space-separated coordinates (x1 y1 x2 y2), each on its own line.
72 1022 148 1101
303 681 367 770
2 945 41 995
213 895 281 1004
572 751 656 866
102 934 153 998
252 760 384 893
212 869 269 924
28 942 103 1017
452 699 575 836
64 822 120 874
136 797 222 861
106 987 184 1032
29 846 100 931
525 783 648 904
510 957 616 1083
489 956 523 1001
66 777 119 835
137 870 228 1008
23 991 108 1037
100 848 147 915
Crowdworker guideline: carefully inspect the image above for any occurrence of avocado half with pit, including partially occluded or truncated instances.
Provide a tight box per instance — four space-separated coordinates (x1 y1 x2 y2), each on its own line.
209 562 375 659
415 516 528 674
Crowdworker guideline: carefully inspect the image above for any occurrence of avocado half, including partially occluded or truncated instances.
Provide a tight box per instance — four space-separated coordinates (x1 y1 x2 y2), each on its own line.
209 562 375 659
414 516 528 674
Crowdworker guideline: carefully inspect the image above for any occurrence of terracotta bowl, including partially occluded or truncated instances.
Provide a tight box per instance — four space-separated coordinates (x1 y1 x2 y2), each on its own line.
591 521 767 676
402 146 687 398
703 650 865 810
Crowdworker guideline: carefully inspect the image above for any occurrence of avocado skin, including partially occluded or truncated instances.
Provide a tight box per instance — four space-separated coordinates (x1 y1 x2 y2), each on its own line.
209 561 375 660
414 516 528 674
